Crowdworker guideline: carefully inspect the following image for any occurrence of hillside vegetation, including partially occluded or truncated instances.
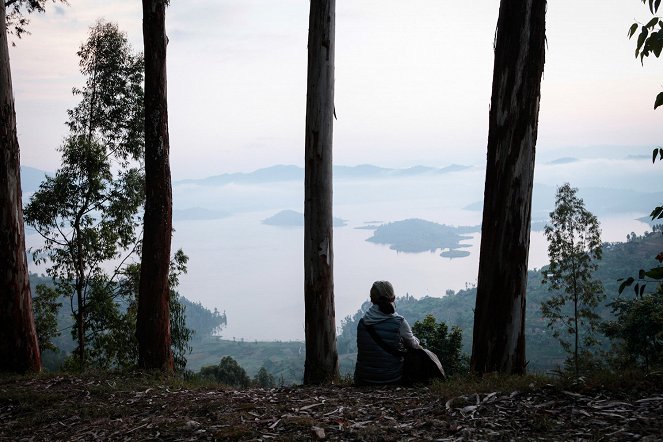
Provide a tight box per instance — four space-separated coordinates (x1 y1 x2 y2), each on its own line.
35 232 662 383
191 232 662 382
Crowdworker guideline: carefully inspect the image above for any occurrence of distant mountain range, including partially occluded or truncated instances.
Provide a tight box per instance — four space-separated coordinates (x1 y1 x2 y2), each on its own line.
19 161 663 223
175 164 472 187
465 184 663 219
546 157 578 165
20 166 50 194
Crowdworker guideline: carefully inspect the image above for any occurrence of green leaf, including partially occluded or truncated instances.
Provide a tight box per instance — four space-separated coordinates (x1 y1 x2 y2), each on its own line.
653 37 663 57
646 17 659 28
639 269 647 279
657 0 662 13
654 148 660 163
655 92 663 109
644 267 663 279
618 277 635 294
650 206 663 219
640 284 646 296
629 22 639 38
634 282 640 295
650 0 655 14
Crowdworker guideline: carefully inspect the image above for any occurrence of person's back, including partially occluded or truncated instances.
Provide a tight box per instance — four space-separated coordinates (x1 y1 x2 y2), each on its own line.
354 307 404 385
354 281 421 386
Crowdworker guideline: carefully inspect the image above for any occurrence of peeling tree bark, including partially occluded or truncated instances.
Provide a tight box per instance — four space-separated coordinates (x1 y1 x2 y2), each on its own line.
471 0 546 375
0 1 41 373
137 0 173 372
303 0 339 385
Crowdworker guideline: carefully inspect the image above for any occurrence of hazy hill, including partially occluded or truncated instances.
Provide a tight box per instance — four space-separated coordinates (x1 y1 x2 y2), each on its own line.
28 232 663 381
175 163 471 186
336 232 663 373
465 184 663 219
28 273 227 371
20 165 49 193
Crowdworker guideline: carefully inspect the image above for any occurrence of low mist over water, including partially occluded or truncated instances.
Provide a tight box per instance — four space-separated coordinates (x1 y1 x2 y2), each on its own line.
24 153 661 341
169 156 656 341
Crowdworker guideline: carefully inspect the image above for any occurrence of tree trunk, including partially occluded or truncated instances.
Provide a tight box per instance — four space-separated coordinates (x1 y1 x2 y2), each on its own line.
74 218 85 364
0 1 41 373
303 0 339 385
137 0 173 372
573 291 579 377
76 283 85 364
470 0 546 375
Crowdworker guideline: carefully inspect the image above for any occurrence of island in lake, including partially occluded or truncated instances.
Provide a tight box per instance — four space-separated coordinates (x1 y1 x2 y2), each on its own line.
366 218 479 259
262 209 347 227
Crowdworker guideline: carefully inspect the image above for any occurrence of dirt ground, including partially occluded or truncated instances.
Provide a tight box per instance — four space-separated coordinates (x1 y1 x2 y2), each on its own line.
1 374 663 441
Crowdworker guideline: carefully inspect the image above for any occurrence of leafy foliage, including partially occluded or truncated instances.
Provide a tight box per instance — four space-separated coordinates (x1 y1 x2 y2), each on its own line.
630 1 663 75
541 183 604 376
604 287 663 370
26 137 144 366
67 20 144 163
411 314 466 376
179 299 227 342
56 251 193 372
200 356 251 388
629 0 663 222
4 0 68 39
23 21 144 366
617 1 663 373
31 284 61 352
29 270 223 372
253 366 276 388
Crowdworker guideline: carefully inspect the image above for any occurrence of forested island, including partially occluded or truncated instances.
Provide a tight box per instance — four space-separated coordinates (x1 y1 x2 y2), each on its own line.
262 209 347 227
365 218 479 258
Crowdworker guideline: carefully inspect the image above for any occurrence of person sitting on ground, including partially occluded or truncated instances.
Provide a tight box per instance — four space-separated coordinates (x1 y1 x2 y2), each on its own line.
354 280 421 386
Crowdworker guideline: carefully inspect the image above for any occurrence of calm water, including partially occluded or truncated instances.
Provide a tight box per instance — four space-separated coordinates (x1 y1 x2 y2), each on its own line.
169 208 649 341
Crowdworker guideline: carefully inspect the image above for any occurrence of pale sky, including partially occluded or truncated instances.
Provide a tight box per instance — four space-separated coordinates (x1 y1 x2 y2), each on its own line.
9 0 663 179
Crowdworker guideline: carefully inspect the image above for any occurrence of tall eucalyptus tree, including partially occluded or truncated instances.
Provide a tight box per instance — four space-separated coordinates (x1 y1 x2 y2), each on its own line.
0 0 41 373
471 0 546 375
303 0 339 384
137 0 174 371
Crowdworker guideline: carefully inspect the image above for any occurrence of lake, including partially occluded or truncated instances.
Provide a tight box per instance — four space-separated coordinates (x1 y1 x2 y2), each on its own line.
170 207 650 342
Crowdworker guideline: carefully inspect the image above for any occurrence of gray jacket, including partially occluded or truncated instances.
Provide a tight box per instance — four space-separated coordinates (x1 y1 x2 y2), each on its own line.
354 305 421 385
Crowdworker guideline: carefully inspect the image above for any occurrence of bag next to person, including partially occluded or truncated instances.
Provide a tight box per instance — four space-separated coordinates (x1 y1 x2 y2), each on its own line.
361 319 445 384
403 347 445 385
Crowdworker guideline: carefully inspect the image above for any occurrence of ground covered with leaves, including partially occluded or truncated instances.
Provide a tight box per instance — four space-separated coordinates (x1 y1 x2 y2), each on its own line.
1 372 662 441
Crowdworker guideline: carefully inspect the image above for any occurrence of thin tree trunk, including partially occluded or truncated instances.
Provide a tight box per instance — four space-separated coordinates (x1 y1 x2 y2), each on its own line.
570 241 579 376
470 0 546 375
76 283 84 363
137 0 173 371
574 291 579 376
303 0 338 385
73 217 85 364
0 1 41 373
